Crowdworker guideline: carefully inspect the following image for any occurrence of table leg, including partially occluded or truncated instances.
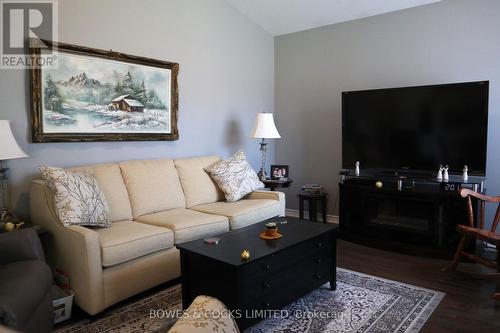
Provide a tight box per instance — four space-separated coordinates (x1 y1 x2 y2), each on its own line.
310 200 317 221
330 238 337 291
180 251 191 309
495 247 500 300
299 198 304 219
322 197 327 223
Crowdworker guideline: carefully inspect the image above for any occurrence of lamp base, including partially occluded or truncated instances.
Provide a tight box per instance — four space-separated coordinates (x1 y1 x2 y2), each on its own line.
1 208 11 221
0 166 10 230
0 209 11 231
258 139 269 181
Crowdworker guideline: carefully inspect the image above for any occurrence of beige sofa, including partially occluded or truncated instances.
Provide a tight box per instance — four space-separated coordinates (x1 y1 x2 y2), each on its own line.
30 156 285 315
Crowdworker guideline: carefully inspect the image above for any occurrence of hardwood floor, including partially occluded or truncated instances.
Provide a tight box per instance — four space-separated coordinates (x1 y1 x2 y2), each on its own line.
57 239 499 332
337 240 500 333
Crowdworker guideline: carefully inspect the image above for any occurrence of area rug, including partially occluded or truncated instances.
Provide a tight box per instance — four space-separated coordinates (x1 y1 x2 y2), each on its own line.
55 268 444 333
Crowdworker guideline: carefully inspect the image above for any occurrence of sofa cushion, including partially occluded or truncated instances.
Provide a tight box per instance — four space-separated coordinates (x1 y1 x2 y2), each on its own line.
95 221 174 267
119 159 186 218
191 199 280 229
135 209 229 244
174 156 224 208
0 260 52 329
167 295 239 333
204 151 264 202
40 166 111 228
70 163 133 222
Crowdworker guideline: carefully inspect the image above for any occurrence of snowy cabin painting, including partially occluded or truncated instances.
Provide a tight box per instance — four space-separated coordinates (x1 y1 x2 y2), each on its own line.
110 95 145 112
33 44 178 141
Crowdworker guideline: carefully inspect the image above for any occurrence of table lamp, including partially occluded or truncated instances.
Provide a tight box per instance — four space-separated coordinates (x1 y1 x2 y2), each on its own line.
250 113 281 180
0 120 28 225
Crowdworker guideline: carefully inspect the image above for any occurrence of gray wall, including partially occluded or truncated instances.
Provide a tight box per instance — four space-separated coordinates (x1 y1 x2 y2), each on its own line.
0 0 275 219
275 0 500 222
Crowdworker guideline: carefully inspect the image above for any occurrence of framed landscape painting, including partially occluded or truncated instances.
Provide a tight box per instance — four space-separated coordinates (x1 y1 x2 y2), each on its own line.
29 40 179 142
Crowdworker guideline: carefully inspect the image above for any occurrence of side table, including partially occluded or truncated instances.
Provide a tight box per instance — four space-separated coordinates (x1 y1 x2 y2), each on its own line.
298 192 328 223
262 179 293 191
0 218 46 234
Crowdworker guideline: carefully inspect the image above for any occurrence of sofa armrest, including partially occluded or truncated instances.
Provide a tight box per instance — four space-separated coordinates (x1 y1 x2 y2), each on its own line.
168 295 239 333
0 228 45 265
245 190 285 216
30 180 105 315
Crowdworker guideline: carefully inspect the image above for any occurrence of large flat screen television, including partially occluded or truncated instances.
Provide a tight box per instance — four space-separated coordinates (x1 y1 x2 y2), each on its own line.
342 81 489 175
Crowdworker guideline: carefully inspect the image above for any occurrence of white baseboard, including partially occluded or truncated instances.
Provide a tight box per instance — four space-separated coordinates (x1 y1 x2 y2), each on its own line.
285 208 339 224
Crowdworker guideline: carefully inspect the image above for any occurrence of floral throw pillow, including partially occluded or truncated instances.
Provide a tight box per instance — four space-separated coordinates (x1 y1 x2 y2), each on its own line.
204 151 264 202
40 166 111 228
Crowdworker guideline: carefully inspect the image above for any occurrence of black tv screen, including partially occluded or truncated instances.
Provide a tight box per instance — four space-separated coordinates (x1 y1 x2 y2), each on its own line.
342 81 489 175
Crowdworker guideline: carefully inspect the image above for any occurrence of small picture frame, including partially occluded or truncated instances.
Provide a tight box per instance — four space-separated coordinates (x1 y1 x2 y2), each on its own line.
270 165 289 181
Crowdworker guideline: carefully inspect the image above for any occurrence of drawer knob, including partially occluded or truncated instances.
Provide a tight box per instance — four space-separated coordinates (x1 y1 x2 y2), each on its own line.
315 258 322 263
263 283 271 289
317 242 323 247
264 264 271 270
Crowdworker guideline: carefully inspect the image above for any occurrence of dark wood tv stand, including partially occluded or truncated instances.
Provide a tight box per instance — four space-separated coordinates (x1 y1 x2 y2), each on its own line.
338 170 486 258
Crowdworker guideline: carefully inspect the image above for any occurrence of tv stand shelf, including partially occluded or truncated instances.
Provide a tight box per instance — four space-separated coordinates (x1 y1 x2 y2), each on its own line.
340 169 485 193
338 170 485 258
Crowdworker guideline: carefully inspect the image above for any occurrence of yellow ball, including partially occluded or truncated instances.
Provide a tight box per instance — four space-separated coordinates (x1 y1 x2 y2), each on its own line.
375 181 383 189
241 250 250 261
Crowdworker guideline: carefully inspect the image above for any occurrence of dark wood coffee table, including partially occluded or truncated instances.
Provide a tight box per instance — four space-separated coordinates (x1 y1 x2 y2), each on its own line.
177 217 338 329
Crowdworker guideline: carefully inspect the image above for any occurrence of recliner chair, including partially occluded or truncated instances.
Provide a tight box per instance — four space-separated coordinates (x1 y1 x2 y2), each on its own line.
0 228 54 333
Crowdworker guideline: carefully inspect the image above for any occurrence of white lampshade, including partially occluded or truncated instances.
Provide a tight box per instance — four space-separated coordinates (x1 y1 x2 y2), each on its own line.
250 113 281 139
0 120 28 160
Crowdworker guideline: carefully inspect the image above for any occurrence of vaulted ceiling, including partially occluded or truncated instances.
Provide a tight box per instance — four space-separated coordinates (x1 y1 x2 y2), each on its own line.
225 0 441 36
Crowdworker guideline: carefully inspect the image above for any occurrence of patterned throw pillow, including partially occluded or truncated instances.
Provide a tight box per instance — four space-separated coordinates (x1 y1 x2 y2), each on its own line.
40 166 111 227
204 151 264 202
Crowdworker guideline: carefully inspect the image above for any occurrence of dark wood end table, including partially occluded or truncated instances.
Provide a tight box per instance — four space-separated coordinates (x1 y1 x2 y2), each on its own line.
298 192 329 223
262 179 293 191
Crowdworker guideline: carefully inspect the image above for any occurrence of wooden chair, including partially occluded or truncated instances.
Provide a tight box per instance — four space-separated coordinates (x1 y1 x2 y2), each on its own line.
445 188 500 300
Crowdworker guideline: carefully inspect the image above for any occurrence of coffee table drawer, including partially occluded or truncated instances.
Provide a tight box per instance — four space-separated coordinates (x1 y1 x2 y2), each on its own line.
239 246 333 305
239 232 334 280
